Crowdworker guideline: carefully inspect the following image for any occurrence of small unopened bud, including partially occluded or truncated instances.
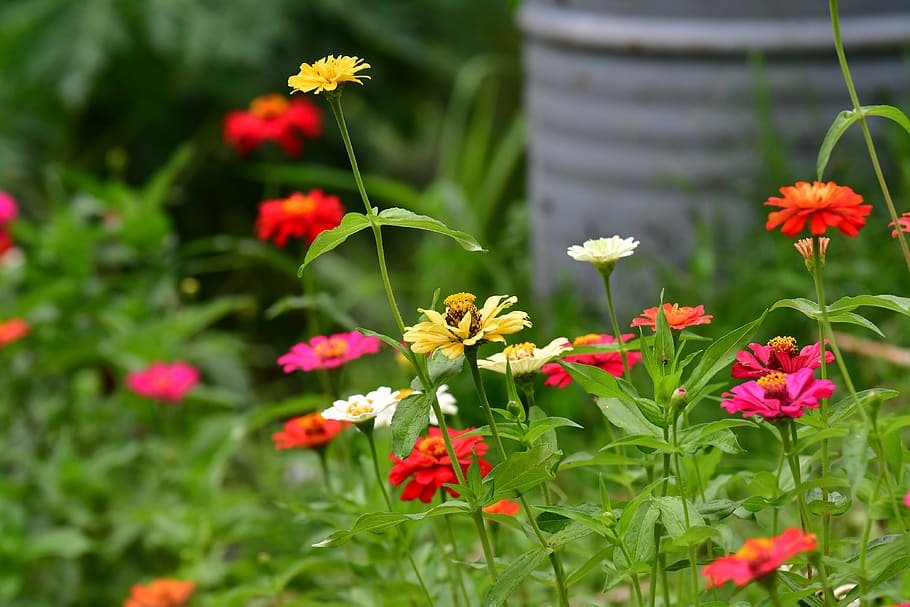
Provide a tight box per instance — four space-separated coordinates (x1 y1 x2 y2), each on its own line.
670 387 688 409
599 511 616 527
794 237 829 271
507 399 526 422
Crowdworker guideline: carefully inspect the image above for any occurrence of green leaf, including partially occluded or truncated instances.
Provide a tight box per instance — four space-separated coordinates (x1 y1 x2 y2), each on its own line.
603 435 677 453
300 212 370 272
535 504 610 537
527 405 559 451
685 312 767 399
653 496 705 540
483 547 551 607
313 501 470 547
616 500 659 567
391 393 433 458
357 327 412 361
827 293 910 317
523 416 583 444
680 419 755 452
26 528 92 560
558 451 639 471
829 388 899 424
374 207 484 252
818 105 910 180
596 397 662 437
669 525 719 548
654 300 675 375
842 423 870 493
484 444 561 500
426 350 464 386
559 361 632 400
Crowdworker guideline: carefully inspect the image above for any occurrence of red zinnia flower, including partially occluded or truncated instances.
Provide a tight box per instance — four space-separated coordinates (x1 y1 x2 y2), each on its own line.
0 230 12 255
256 190 344 247
123 578 196 607
703 528 816 587
224 94 321 157
272 412 346 450
0 317 29 347
483 499 520 517
541 333 641 388
631 303 713 331
389 427 491 503
721 368 835 421
731 336 835 379
890 212 910 238
278 331 381 373
764 181 871 237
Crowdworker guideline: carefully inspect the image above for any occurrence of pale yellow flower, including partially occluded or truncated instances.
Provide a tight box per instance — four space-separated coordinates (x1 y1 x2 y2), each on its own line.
403 292 531 360
477 338 570 376
288 55 371 95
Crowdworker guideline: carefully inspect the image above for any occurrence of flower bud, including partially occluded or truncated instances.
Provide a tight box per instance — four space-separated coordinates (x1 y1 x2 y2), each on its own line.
670 387 688 410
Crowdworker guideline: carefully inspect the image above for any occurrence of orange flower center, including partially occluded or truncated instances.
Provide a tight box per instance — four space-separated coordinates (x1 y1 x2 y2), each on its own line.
503 342 536 360
767 336 798 355
416 436 448 457
757 371 788 396
297 414 326 435
444 292 481 335
250 94 290 119
734 537 775 562
314 337 348 360
573 333 603 346
281 193 318 216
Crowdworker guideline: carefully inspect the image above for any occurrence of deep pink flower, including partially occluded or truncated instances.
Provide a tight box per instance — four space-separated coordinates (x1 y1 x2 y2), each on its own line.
278 331 381 373
904 491 910 509
542 333 641 388
721 368 835 420
0 192 18 224
126 362 200 403
731 336 835 379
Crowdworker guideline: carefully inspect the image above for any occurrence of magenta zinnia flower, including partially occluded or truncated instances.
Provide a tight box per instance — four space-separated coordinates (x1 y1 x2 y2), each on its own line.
278 330 381 373
0 191 18 225
721 368 835 421
731 336 835 379
904 491 910 509
126 362 200 403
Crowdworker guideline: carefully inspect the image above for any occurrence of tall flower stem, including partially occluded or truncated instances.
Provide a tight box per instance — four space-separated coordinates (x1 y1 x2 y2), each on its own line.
599 271 631 381
327 95 406 334
440 494 472 607
671 415 700 607
464 347 571 607
858 473 884 607
616 540 645 607
828 0 910 272
778 425 811 534
766 578 785 607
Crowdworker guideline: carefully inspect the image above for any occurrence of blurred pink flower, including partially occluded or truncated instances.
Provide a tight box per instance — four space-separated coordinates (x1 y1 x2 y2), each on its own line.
890 212 910 238
0 192 17 225
278 331 381 373
732 336 834 379
126 362 200 403
721 368 835 421
904 492 910 509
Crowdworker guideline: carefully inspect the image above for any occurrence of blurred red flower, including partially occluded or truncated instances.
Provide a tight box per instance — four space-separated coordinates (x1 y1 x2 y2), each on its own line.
0 230 13 255
126 362 200 404
272 412 346 450
123 578 195 607
224 94 321 157
541 333 641 388
256 190 344 247
764 181 871 237
731 336 834 379
631 303 712 331
703 527 816 587
389 427 490 503
721 368 835 421
890 212 910 238
483 499 520 517
0 317 29 347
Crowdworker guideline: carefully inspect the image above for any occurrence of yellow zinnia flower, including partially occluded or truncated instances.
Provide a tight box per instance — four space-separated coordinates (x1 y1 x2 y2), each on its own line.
288 55 371 95
403 292 532 360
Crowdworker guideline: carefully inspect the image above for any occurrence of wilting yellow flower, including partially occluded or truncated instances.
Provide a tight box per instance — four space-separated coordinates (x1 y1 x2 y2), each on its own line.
477 338 570 376
403 292 531 360
288 55 371 95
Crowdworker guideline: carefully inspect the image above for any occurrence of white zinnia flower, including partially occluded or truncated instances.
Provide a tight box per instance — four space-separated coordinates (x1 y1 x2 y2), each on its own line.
477 338 571 376
374 384 458 428
322 386 399 423
567 236 639 271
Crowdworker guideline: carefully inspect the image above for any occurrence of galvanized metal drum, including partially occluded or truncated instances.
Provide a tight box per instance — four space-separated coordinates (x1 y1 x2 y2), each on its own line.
520 0 910 312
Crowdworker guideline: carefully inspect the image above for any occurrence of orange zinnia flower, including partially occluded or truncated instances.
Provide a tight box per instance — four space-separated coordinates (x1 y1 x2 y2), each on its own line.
764 181 871 237
123 578 195 607
271 412 347 450
0 317 29 347
483 499 520 517
631 303 712 331
703 528 816 587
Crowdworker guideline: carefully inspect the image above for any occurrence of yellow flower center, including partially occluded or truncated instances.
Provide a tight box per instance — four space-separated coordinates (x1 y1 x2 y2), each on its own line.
757 371 788 396
345 398 374 417
734 537 775 562
282 193 318 216
397 388 415 400
444 292 481 336
573 333 603 346
250 94 290 119
504 342 536 360
314 337 348 360
416 436 447 457
297 414 325 434
767 336 798 355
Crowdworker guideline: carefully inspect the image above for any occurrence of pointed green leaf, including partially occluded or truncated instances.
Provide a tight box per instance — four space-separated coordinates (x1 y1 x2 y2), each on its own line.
685 311 767 399
391 393 433 458
374 207 484 251
313 501 470 547
483 547 551 607
818 105 910 180
300 212 370 272
596 397 662 437
560 361 633 400
484 444 561 500
523 416 582 443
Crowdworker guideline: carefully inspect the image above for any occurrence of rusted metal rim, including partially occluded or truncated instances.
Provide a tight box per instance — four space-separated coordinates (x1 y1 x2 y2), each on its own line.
519 5 910 54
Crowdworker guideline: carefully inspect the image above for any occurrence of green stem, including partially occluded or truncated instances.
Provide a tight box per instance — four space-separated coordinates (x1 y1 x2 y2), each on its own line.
671 417 700 607
617 540 645 607
601 271 631 381
441 501 472 607
465 347 570 607
779 425 811 533
766 578 784 607
472 509 500 582
858 473 883 607
828 0 910 272
317 449 333 493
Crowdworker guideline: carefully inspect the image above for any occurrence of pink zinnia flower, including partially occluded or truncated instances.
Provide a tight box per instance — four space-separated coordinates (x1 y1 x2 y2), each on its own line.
631 303 713 331
890 212 910 238
904 492 910 509
721 368 835 421
126 362 201 404
703 527 817 587
0 192 18 225
278 331 381 373
731 336 835 379
542 333 641 388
